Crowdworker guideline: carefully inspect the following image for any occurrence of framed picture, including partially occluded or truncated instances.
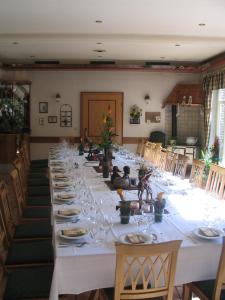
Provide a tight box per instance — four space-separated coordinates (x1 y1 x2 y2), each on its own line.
48 116 57 123
39 117 44 126
39 102 48 113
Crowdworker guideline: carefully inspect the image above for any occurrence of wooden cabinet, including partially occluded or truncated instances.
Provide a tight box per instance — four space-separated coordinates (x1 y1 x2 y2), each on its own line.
163 83 203 107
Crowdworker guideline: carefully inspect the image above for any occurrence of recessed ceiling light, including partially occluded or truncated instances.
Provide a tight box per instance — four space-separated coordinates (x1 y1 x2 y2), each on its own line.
95 20 103 23
160 56 165 59
175 44 181 47
98 55 102 58
12 42 19 45
198 23 206 26
29 55 35 58
93 49 106 53
96 42 103 45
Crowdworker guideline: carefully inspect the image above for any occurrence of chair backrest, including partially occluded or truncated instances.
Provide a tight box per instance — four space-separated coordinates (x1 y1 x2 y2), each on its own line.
143 142 156 162
164 151 177 173
189 160 205 187
20 143 30 171
174 154 188 178
136 138 146 157
213 237 225 299
114 240 182 300
157 149 167 170
0 181 16 241
206 164 225 199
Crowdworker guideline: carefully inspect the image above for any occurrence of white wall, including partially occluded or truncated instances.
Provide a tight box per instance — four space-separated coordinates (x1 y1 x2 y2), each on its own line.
2 70 200 158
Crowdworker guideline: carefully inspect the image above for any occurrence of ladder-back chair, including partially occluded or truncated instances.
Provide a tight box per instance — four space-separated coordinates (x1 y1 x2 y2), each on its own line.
164 151 178 173
174 154 189 178
205 164 225 199
189 160 205 188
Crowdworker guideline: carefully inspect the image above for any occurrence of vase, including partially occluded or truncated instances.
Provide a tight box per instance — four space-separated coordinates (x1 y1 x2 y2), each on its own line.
120 205 131 224
154 209 163 222
102 147 109 178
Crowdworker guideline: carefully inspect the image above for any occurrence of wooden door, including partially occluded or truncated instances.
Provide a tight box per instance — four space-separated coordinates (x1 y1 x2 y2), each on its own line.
80 92 123 144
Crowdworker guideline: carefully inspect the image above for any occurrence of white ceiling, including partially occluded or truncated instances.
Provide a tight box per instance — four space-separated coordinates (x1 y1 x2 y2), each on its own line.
0 0 225 63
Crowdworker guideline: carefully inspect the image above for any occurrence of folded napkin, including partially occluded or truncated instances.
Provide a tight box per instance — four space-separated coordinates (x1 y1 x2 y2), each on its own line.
62 228 87 237
54 183 70 188
52 168 65 173
125 234 146 244
199 227 220 237
56 193 75 200
54 175 68 180
58 209 80 216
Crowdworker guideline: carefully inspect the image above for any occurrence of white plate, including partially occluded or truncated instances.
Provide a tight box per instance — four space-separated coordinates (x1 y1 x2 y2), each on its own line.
193 227 223 240
58 228 89 240
119 232 153 244
56 209 80 219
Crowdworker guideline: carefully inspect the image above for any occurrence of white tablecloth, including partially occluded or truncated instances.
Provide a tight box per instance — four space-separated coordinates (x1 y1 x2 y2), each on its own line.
49 153 225 299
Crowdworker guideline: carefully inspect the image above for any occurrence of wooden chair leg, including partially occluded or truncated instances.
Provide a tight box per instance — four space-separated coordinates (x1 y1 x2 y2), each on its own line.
183 284 192 300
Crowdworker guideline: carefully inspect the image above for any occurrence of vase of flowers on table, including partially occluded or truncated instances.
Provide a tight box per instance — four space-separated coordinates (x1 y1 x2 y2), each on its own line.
100 105 116 178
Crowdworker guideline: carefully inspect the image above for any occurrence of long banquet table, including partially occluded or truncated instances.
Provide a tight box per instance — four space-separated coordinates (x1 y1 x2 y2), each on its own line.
49 147 225 300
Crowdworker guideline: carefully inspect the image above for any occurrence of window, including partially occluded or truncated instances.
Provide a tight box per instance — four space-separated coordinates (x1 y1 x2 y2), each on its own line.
209 89 225 164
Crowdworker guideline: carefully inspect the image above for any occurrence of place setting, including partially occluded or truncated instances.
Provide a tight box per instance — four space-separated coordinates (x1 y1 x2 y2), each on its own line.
55 208 81 224
53 193 76 205
57 226 90 248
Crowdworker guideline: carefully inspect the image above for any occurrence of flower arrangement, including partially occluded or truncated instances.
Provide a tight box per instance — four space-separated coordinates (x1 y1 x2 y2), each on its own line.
129 105 142 119
100 105 116 150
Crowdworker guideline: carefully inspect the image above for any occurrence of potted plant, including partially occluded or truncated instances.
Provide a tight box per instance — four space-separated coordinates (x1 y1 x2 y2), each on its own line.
129 105 142 124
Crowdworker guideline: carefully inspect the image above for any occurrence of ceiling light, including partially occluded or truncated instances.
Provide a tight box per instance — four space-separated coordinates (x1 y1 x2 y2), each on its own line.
30 55 35 58
12 42 19 45
97 42 103 45
93 49 106 53
95 20 103 23
198 23 206 26
175 44 181 47
160 56 165 59
98 55 102 58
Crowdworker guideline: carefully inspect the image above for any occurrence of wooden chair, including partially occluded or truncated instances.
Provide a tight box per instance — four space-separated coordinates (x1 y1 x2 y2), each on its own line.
174 154 189 178
136 138 146 157
157 149 167 170
183 236 225 300
205 164 225 199
151 144 162 166
164 151 178 173
143 142 156 162
105 240 182 300
9 169 51 221
189 160 205 188
0 181 52 241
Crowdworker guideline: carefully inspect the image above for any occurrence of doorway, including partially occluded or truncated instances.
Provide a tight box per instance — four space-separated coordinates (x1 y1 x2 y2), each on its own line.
80 92 123 144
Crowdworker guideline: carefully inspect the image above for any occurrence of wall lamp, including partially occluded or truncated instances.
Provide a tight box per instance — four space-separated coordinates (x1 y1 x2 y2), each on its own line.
56 93 61 103
144 94 151 104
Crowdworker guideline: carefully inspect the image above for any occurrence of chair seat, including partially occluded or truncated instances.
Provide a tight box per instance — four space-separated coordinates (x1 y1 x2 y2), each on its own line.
27 186 50 197
31 159 48 166
23 207 51 219
192 280 225 300
3 265 53 300
14 221 52 239
26 197 51 206
28 172 48 179
6 240 53 265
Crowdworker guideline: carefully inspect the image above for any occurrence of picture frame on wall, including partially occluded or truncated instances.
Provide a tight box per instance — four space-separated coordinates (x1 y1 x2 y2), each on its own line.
39 117 44 126
39 102 48 113
48 116 57 123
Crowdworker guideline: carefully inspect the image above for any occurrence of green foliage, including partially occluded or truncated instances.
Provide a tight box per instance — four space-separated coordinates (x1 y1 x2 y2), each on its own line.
100 108 116 150
0 97 25 133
